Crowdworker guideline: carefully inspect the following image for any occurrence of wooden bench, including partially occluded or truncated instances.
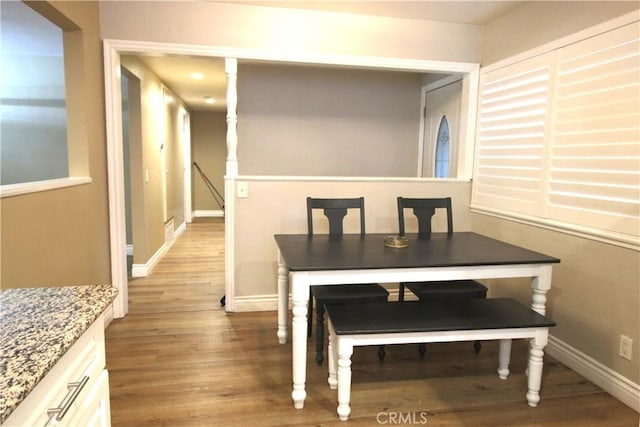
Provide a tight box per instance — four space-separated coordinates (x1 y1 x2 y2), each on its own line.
325 298 556 421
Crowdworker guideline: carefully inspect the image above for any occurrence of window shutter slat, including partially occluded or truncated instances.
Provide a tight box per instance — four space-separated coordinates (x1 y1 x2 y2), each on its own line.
549 23 640 235
473 54 552 216
473 22 640 240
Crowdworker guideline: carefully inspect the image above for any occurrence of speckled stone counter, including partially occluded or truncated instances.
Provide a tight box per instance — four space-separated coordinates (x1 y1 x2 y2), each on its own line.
0 285 118 423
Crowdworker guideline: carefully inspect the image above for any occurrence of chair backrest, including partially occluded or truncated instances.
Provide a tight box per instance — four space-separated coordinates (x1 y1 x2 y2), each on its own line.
397 197 453 238
307 197 366 236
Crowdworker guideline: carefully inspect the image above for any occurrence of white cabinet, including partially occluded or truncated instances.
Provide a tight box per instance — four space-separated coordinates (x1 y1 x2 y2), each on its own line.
2 314 111 427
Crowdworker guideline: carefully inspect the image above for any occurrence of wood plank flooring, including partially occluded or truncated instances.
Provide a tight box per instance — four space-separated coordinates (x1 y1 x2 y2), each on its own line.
105 218 639 426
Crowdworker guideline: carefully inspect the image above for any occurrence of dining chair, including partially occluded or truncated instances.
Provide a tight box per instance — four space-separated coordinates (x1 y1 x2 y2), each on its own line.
307 197 389 366
397 196 488 356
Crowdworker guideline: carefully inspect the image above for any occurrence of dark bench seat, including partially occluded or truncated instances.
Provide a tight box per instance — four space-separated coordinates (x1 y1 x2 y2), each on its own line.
325 298 556 421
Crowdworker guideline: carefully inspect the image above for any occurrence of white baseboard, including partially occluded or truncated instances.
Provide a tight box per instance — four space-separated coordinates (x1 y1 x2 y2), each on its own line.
131 221 186 277
231 292 639 414
546 335 640 413
231 294 279 312
131 242 169 277
193 209 224 218
174 221 186 239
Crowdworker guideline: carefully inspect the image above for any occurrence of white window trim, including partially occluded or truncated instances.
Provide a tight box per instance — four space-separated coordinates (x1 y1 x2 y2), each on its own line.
0 176 92 198
471 205 638 250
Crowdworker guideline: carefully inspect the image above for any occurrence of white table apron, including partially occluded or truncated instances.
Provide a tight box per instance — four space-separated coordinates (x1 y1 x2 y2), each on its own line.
276 248 554 409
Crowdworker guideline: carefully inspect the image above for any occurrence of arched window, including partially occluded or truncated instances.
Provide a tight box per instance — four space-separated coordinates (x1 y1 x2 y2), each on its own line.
435 115 450 178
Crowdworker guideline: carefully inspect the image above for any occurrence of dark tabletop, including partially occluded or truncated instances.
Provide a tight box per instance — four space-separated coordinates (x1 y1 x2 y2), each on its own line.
274 232 560 271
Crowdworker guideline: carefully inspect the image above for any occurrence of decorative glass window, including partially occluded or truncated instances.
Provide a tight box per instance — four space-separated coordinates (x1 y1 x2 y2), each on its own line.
434 115 450 178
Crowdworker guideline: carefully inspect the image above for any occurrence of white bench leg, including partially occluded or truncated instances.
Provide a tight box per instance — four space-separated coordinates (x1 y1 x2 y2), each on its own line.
498 339 512 379
328 322 337 389
526 330 549 407
337 338 354 421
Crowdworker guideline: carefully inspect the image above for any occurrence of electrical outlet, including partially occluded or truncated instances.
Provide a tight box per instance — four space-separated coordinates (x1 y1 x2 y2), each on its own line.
619 335 633 361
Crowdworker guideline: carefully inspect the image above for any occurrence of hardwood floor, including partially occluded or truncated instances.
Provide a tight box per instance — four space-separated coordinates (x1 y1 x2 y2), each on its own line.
105 218 638 426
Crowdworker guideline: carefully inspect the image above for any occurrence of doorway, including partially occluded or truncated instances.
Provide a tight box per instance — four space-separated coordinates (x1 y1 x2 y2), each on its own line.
120 67 144 277
104 40 479 317
421 79 463 178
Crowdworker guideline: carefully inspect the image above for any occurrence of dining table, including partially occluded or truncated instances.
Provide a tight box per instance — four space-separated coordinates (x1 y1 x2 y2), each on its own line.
274 232 561 409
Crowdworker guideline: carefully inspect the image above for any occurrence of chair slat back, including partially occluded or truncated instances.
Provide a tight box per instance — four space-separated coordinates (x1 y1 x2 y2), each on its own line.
397 197 453 238
307 197 366 236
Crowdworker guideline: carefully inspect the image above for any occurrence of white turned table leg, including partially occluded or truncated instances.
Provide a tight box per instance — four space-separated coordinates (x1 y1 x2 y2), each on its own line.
277 251 289 344
526 330 549 407
291 273 309 409
328 321 338 389
531 266 552 315
498 339 512 379
337 338 354 421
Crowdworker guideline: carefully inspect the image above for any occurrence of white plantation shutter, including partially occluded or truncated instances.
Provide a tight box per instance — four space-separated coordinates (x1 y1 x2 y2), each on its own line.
473 22 640 241
549 24 640 236
473 53 553 216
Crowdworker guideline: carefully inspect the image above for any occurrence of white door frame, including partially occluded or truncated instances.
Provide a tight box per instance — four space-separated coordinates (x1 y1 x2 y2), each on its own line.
418 74 470 178
103 38 479 317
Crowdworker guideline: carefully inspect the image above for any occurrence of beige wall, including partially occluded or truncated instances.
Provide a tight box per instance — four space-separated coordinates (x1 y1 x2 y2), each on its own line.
483 1 639 65
122 69 144 252
100 1 483 64
237 64 423 176
472 215 640 383
191 111 226 211
234 179 472 296
1 1 111 289
479 2 640 384
120 55 187 264
165 88 185 227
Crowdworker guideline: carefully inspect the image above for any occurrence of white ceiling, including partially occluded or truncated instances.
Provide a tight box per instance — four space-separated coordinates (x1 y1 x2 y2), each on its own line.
138 55 227 112
134 1 521 112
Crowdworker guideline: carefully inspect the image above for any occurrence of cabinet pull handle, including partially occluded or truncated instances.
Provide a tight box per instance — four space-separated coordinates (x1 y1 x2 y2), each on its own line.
46 375 90 423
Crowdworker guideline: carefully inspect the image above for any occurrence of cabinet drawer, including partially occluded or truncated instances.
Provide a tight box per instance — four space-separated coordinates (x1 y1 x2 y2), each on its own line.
67 370 111 427
2 317 107 426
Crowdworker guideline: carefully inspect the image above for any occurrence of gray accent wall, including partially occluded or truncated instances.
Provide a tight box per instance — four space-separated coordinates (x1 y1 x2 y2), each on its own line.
237 64 423 177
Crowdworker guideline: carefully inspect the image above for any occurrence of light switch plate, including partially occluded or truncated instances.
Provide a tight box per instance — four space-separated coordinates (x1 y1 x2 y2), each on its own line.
237 181 248 198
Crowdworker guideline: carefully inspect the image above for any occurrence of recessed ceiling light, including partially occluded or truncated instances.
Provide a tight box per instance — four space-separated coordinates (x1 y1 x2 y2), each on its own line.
191 72 204 80
204 96 215 104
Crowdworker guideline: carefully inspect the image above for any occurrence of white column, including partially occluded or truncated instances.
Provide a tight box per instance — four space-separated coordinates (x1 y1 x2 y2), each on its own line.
223 58 238 312
224 58 238 177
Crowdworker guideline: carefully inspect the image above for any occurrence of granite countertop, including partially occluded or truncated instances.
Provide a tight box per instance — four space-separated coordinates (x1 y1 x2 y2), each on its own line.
0 285 118 423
